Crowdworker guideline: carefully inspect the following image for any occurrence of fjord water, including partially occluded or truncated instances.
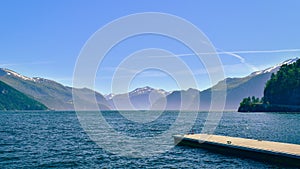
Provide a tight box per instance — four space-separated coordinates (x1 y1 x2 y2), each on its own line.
0 111 299 168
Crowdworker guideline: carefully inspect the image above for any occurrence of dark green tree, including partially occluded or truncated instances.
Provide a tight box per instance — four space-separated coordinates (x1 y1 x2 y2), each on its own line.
238 58 300 112
264 59 300 105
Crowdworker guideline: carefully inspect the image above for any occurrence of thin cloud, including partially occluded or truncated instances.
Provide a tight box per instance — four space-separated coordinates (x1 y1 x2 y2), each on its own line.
216 48 245 63
0 61 54 67
147 48 300 58
179 48 300 56
221 48 300 54
216 48 259 72
147 48 300 71
94 48 300 80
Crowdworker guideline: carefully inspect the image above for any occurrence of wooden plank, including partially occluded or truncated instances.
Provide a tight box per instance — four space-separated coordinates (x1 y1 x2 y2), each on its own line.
173 134 300 167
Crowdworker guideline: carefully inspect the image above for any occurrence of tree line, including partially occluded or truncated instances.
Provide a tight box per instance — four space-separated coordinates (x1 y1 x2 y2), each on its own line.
238 59 300 112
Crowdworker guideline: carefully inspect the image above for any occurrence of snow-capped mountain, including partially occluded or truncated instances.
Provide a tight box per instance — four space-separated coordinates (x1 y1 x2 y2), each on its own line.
106 57 300 111
1 68 36 81
104 93 115 100
0 57 298 111
0 68 111 110
107 86 170 110
0 68 60 84
251 57 299 76
162 57 300 111
129 86 170 97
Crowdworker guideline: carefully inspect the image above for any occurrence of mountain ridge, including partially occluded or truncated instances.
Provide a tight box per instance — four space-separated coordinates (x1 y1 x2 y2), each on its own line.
106 86 170 110
157 58 299 111
239 58 300 112
0 80 47 110
0 68 111 110
0 58 298 111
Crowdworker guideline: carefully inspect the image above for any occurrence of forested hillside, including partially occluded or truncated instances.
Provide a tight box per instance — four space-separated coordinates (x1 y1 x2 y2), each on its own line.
0 81 47 110
264 59 300 105
238 59 300 112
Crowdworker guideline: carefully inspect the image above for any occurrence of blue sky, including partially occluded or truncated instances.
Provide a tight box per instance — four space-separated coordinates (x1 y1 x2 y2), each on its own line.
1 1 300 94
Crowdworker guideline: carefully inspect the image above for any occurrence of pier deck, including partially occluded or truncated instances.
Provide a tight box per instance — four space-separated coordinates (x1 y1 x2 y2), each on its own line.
173 134 300 167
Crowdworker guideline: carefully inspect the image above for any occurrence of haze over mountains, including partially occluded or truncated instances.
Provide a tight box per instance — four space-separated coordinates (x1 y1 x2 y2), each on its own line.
0 58 298 111
106 86 170 110
0 68 110 110
107 58 299 110
0 80 47 110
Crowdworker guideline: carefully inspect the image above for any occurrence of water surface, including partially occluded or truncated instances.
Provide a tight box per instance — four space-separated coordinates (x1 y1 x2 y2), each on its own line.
0 111 299 168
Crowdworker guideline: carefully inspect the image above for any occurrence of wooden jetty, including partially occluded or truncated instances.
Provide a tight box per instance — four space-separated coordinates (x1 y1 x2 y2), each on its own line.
173 134 300 167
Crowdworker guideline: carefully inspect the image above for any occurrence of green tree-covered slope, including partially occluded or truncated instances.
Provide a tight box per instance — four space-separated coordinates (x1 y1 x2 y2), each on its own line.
0 81 47 110
238 59 300 112
264 59 300 105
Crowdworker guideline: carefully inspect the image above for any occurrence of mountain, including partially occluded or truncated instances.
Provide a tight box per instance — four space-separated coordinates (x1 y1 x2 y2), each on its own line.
154 88 200 110
239 58 300 112
161 58 299 111
0 80 47 110
104 93 115 100
1 58 297 111
159 70 273 111
250 58 298 76
264 58 300 105
0 68 111 110
107 86 170 110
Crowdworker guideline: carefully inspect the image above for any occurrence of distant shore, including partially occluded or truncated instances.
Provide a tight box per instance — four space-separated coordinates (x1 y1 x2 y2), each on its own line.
238 104 300 112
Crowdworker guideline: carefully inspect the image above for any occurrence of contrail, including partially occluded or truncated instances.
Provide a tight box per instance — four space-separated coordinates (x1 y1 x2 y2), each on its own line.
148 48 300 58
173 48 300 57
220 48 300 54
168 48 300 72
216 48 245 63
0 61 54 67
215 48 259 71
214 48 300 71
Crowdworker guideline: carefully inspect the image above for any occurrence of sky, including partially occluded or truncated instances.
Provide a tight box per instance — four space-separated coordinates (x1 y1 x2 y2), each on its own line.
1 1 300 94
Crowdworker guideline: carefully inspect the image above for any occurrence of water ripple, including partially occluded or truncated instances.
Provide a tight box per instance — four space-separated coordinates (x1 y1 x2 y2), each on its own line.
0 111 299 168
